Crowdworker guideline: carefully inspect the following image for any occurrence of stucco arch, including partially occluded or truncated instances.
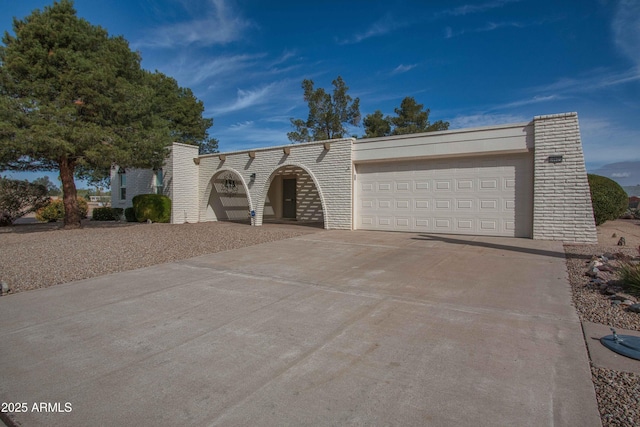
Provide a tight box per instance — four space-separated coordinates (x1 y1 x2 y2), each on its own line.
203 167 254 222
257 162 329 229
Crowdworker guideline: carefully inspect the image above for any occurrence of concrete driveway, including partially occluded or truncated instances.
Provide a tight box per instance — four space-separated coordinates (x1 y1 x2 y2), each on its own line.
0 230 600 426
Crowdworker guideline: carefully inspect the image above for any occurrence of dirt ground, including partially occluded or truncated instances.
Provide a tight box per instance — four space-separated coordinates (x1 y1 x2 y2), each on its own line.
596 219 640 250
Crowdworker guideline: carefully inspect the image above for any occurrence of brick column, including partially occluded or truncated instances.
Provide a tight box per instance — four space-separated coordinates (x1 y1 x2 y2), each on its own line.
532 113 597 243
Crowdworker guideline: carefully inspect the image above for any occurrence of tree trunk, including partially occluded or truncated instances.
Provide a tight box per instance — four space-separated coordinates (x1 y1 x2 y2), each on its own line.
59 157 82 229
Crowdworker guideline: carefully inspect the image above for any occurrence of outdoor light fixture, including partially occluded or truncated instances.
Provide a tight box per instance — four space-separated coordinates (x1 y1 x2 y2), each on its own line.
283 147 291 155
250 173 256 180
218 154 226 161
248 151 256 159
548 155 563 163
222 173 237 194
323 142 331 150
193 158 200 165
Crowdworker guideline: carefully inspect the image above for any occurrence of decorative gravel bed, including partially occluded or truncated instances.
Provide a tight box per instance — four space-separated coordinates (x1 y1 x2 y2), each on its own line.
0 220 317 294
564 219 640 427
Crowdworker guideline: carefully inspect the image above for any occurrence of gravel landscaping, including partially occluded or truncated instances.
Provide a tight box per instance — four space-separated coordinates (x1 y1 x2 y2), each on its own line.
0 220 318 294
565 219 640 427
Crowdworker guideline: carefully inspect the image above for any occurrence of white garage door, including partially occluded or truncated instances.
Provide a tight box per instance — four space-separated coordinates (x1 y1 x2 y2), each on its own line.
355 154 533 237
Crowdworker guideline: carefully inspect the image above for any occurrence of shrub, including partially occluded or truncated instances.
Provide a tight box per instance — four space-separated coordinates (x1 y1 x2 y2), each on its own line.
0 177 50 226
618 262 640 296
92 207 116 221
35 198 89 222
132 194 171 223
36 199 64 222
587 174 628 225
112 208 124 220
124 207 136 222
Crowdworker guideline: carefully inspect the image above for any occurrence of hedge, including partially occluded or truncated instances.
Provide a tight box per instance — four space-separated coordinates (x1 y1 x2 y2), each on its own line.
92 207 124 221
124 207 136 222
587 174 628 225
132 194 171 223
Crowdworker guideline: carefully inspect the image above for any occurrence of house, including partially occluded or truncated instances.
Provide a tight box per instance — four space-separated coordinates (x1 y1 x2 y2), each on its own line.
630 196 640 209
111 112 597 243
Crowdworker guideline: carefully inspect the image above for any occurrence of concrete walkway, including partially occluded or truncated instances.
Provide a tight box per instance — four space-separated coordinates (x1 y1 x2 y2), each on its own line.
0 231 600 426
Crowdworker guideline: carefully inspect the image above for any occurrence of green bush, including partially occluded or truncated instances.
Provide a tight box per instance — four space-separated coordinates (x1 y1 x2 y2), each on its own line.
92 207 116 221
132 194 171 223
35 198 89 222
124 207 136 222
112 208 123 220
587 174 628 225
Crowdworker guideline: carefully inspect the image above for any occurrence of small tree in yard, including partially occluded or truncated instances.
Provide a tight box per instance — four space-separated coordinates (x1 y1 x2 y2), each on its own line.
0 177 49 226
288 76 361 142
0 0 216 229
363 97 449 138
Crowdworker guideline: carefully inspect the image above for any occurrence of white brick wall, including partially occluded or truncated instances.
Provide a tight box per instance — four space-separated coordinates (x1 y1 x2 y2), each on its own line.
110 168 156 209
197 139 353 229
169 143 200 224
532 113 597 243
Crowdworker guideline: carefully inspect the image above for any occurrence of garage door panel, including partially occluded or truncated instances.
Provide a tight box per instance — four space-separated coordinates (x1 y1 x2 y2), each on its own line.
480 199 498 210
395 217 411 228
415 199 430 209
356 154 532 237
415 218 429 228
434 218 453 231
414 181 430 191
378 199 392 209
434 199 452 210
456 199 474 211
395 199 411 210
435 180 451 191
395 181 411 191
456 179 474 190
377 182 392 192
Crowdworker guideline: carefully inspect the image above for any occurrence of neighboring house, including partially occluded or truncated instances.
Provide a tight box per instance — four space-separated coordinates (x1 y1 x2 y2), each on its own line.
112 112 597 243
629 196 640 209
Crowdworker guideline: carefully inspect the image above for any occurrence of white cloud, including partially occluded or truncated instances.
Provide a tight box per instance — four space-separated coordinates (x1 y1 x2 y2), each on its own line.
338 14 406 44
211 82 280 115
391 64 417 75
531 67 640 96
445 20 532 38
495 95 560 109
169 53 265 87
613 0 640 68
134 0 252 48
438 0 521 17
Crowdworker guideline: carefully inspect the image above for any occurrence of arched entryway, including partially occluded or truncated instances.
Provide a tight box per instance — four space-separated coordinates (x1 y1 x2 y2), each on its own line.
261 164 327 228
204 169 251 223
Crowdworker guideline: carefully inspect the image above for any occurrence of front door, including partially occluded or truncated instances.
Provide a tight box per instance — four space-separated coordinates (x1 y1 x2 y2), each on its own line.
283 178 296 219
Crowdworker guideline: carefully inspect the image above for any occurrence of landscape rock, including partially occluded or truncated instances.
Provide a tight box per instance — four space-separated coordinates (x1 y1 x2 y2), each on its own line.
628 304 640 314
0 280 9 296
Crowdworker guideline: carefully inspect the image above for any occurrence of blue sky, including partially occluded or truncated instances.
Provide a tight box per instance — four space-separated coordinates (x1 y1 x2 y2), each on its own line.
1 0 639 187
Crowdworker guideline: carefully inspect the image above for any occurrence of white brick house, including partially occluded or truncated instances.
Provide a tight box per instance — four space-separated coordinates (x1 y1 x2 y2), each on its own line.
112 112 597 243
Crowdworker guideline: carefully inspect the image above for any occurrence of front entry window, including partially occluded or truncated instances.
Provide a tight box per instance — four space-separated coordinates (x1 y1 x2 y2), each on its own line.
118 168 126 200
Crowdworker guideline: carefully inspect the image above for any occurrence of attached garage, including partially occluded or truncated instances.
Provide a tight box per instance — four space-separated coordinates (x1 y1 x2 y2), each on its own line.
355 153 533 237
